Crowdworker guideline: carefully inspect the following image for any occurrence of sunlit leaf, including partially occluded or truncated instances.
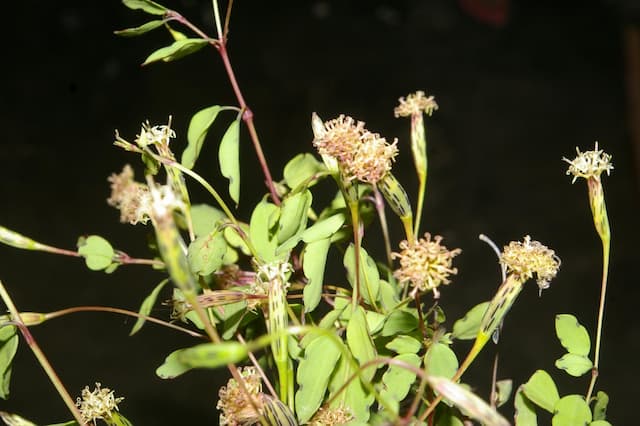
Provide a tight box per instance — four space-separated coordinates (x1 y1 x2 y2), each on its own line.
327 355 373 422
514 387 537 426
385 335 421 354
156 341 248 379
142 38 208 65
379 353 420 414
219 119 241 205
424 343 458 380
249 199 279 262
552 394 591 426
77 235 115 271
346 306 377 383
190 204 226 237
381 310 417 336
277 190 312 245
452 302 489 340
590 421 612 426
555 353 593 377
378 279 400 312
295 334 341 423
283 153 325 190
187 230 226 276
130 279 170 336
495 379 513 408
555 314 591 356
114 19 165 37
0 326 18 399
344 244 380 306
121 0 167 15
522 370 559 413
593 391 609 421
181 105 222 169
223 222 251 255
300 213 345 243
302 238 330 313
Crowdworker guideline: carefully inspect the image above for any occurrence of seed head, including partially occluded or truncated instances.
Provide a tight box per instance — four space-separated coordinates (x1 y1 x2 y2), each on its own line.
394 91 439 117
310 405 354 425
135 121 175 147
75 383 124 426
217 367 264 426
500 236 560 291
393 233 461 297
107 165 151 225
563 142 613 183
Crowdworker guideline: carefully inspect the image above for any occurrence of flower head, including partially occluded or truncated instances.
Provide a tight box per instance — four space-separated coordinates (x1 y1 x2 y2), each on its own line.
135 121 176 147
563 142 613 183
217 367 264 426
500 236 560 291
75 383 124 426
310 405 354 425
394 91 439 117
393 233 461 297
107 165 151 225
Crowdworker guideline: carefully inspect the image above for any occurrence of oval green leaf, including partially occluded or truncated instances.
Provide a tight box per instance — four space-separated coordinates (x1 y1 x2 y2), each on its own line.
249 199 279 262
555 314 591 356
190 204 226 237
346 306 377 383
277 190 312 244
522 370 560 413
452 302 489 340
122 0 167 15
379 353 420 414
593 391 609 421
425 342 458 380
302 238 330 313
385 335 422 354
0 326 19 399
187 230 226 276
219 119 241 205
283 153 325 190
181 105 222 169
514 387 537 426
300 213 345 243
344 244 380 306
555 353 593 377
552 394 591 426
156 341 248 379
77 235 115 271
114 19 165 37
142 38 208 65
381 310 418 337
130 279 170 336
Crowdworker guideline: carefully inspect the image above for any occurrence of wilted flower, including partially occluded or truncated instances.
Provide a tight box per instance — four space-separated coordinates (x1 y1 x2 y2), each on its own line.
310 405 354 425
500 235 560 291
393 233 461 297
135 121 176 147
217 367 265 426
106 165 151 225
394 90 439 117
75 383 124 426
563 142 613 183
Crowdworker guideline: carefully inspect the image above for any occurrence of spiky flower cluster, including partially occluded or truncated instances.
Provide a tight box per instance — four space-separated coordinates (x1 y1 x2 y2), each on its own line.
393 233 461 297
563 142 613 183
500 236 560 291
312 114 398 184
107 164 151 225
217 367 264 426
394 90 439 117
135 121 176 147
310 405 354 425
75 383 124 426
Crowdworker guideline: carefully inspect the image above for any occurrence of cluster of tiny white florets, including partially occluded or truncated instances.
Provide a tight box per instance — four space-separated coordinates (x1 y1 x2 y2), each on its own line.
312 114 398 184
75 383 124 426
310 405 354 425
563 142 613 183
106 164 151 225
500 235 561 291
394 90 439 117
146 179 185 223
217 367 264 426
135 122 176 147
393 233 461 297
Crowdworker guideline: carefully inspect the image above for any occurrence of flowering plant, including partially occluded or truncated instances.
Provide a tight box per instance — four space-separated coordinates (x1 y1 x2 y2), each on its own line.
0 1 616 425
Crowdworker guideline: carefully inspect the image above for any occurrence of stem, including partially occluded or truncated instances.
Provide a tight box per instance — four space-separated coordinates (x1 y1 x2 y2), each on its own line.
211 0 223 40
348 200 361 308
0 280 84 424
372 187 393 269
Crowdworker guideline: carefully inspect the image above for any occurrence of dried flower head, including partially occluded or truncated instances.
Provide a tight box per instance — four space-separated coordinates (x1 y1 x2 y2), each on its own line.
75 383 124 426
146 178 185 223
500 236 560 291
107 165 151 225
217 367 264 426
563 142 613 183
394 90 439 117
393 233 461 297
135 121 176 147
310 405 354 425
312 114 398 184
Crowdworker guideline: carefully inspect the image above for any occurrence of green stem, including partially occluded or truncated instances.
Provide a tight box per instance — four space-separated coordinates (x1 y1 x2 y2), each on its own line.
372 187 393 269
0 280 84 424
348 199 361 308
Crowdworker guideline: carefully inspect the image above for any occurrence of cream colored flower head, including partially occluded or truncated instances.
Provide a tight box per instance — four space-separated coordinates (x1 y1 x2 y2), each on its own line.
500 236 560 291
107 165 151 225
217 367 264 426
146 178 185 224
392 233 461 297
135 121 176 147
563 142 613 183
75 383 124 426
310 405 354 426
394 90 439 117
312 114 398 184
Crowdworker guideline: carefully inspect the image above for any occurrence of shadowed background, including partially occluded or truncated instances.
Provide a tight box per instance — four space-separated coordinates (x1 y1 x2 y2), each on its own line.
0 0 638 424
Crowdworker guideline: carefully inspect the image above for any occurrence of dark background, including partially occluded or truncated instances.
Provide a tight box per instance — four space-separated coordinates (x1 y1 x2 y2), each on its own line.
1 0 638 424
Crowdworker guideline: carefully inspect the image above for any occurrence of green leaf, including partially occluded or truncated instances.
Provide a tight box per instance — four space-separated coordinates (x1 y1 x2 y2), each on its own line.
328 355 373 422
121 0 167 15
522 370 560 413
555 314 591 356
365 311 386 334
295 335 341 423
514 387 537 426
378 279 400 312
590 422 612 426
552 394 591 426
156 342 248 379
555 353 593 377
0 411 37 425
181 105 222 169
276 190 312 244
495 379 513 408
300 213 345 243
130 279 170 336
114 19 166 37
283 153 325 190
77 235 115 271
143 38 208 65
452 302 489 340
381 310 417 336
424 342 458 380
593 391 608 421
302 238 330 313
223 222 251 256
190 204 226 237
219 119 241 205
346 306 377 383
385 335 422 354
187 230 226 276
344 244 380 306
379 353 420 414
0 326 18 399
249 199 279 262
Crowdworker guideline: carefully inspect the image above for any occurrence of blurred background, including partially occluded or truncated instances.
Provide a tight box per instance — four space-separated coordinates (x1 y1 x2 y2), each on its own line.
0 0 638 424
